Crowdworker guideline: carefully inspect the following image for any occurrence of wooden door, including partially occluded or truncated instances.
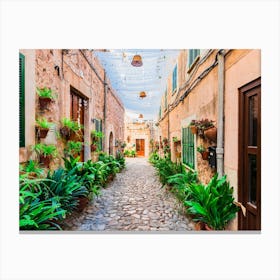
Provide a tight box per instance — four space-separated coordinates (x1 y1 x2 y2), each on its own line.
238 78 261 230
109 132 113 155
136 139 145 157
70 87 87 161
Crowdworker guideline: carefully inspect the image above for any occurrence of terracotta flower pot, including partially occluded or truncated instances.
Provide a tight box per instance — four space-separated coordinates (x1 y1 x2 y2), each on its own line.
201 151 209 160
205 224 213 231
70 131 83 141
204 127 217 142
190 125 197 134
39 155 52 168
195 221 205 230
60 126 71 140
91 144 97 152
36 127 49 138
39 97 52 110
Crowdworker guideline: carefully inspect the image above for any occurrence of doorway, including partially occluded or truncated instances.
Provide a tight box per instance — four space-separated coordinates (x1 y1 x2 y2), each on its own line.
109 132 113 155
70 86 87 161
136 139 145 157
238 77 261 230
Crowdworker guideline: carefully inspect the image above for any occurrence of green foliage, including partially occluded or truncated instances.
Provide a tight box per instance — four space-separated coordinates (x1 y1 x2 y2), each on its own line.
149 152 160 164
115 151 126 169
36 118 52 129
91 130 104 140
124 149 136 157
64 141 83 157
36 87 57 99
32 143 58 157
20 160 44 177
61 118 83 132
197 145 206 153
184 174 240 230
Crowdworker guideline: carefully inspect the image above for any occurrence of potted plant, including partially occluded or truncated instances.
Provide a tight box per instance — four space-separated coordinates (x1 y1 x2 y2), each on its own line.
185 174 240 230
196 119 214 138
90 130 104 152
60 118 83 140
189 120 198 134
32 143 57 168
35 118 52 138
64 141 83 158
36 87 56 110
172 136 181 143
197 145 209 160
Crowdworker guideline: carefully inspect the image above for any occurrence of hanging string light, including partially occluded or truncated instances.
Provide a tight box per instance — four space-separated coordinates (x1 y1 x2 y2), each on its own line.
131 54 143 67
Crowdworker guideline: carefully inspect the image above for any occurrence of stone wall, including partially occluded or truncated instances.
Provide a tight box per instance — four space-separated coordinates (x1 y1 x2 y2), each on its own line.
20 49 125 167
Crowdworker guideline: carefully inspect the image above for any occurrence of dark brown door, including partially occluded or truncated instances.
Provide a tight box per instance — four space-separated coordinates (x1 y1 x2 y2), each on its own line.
109 132 113 155
136 139 145 156
70 87 87 162
238 77 261 230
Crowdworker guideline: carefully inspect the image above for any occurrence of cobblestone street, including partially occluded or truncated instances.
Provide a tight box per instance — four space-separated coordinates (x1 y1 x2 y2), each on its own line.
62 158 194 231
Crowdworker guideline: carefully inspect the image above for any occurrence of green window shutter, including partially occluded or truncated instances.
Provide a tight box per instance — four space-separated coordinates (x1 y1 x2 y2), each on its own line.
188 49 200 68
172 64 177 92
19 53 25 147
182 127 195 169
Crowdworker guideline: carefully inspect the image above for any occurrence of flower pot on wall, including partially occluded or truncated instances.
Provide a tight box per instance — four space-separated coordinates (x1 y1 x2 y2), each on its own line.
60 127 71 140
91 144 97 152
39 155 51 168
190 125 197 134
201 151 210 160
36 127 49 139
38 97 52 110
204 127 217 142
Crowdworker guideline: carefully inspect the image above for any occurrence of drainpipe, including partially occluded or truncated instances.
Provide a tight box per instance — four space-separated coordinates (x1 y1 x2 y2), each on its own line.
216 49 225 177
103 71 107 151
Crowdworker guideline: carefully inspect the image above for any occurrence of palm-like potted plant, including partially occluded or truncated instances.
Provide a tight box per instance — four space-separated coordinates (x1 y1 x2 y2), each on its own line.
35 118 52 138
184 174 240 230
36 87 56 110
197 145 209 160
32 143 58 168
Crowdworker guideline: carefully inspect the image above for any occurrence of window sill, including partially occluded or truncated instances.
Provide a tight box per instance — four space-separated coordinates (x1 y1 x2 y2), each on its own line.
187 55 200 74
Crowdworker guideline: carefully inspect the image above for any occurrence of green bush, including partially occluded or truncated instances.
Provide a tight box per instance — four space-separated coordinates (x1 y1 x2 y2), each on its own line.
184 174 240 230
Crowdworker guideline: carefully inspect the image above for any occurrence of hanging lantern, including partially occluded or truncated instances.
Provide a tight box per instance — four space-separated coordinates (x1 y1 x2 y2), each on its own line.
139 91 147 98
131 55 143 67
139 114 143 118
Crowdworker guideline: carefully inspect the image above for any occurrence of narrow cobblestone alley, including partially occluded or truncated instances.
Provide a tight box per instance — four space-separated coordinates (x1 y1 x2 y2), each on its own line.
62 158 194 231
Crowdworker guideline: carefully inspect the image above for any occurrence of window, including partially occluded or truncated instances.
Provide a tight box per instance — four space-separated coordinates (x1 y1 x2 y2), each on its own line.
182 127 195 169
164 89 167 110
94 118 103 151
172 64 177 93
188 49 200 68
159 106 162 119
19 53 25 147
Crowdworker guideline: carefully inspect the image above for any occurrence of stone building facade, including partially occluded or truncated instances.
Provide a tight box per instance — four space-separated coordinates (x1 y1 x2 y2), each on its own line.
157 49 261 230
19 49 125 167
124 117 158 158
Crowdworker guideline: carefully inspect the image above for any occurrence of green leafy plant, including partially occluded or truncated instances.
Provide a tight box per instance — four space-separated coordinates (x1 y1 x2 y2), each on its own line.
91 130 104 140
36 118 52 129
36 87 57 99
61 118 83 132
197 145 206 153
64 141 83 157
172 137 180 143
184 174 240 230
32 143 58 157
20 160 45 177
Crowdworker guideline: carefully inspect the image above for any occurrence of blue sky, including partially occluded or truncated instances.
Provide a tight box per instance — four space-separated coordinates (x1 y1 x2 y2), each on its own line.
95 49 179 120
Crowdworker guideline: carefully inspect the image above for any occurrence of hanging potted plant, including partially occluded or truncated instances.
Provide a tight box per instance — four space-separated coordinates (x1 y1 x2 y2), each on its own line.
35 118 52 139
189 120 198 134
36 87 56 110
204 124 217 142
64 141 83 158
90 130 104 152
197 145 209 160
32 143 57 168
60 118 83 141
196 119 215 139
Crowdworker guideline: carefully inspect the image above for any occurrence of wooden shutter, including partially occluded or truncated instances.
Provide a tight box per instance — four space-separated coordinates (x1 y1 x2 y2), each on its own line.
182 127 194 168
172 64 177 92
19 53 25 147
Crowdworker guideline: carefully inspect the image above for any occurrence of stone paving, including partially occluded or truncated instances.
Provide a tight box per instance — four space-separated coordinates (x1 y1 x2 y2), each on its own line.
62 157 194 231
